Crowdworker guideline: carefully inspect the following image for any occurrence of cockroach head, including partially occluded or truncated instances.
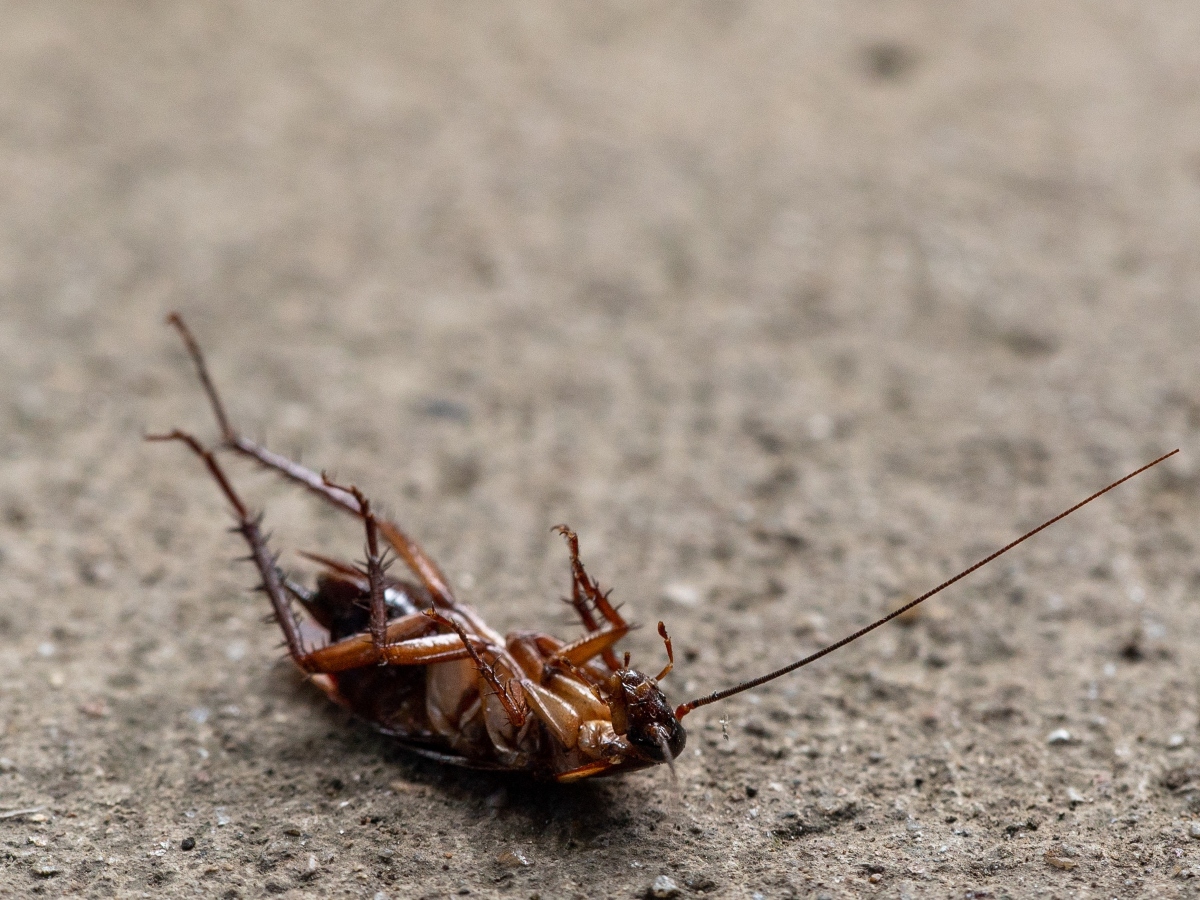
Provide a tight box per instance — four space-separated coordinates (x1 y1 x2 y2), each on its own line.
605 669 687 764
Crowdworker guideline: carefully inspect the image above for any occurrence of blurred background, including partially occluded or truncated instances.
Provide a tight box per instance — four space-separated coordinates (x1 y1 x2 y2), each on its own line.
1 3 1198 897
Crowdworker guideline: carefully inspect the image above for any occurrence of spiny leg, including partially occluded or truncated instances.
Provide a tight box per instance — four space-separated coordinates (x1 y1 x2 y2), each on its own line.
553 525 600 632
297 551 369 587
146 430 312 670
148 432 487 675
551 623 630 669
425 611 527 728
320 475 389 652
553 526 629 629
165 312 459 610
553 525 625 669
276 575 329 635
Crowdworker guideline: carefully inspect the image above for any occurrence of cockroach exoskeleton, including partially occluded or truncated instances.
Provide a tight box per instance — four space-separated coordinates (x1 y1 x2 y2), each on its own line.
150 314 1175 782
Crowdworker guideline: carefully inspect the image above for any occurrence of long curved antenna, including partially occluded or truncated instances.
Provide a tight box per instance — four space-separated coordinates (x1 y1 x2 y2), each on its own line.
166 312 236 441
675 449 1178 720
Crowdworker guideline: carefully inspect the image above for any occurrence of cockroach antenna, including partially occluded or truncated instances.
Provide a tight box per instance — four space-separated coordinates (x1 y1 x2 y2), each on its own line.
674 449 1178 720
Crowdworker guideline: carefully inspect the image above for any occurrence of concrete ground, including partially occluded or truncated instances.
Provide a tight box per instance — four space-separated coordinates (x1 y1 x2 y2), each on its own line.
1 2 1199 897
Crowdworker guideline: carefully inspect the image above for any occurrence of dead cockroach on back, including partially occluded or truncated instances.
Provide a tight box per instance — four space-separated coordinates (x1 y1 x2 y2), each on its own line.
150 314 1176 782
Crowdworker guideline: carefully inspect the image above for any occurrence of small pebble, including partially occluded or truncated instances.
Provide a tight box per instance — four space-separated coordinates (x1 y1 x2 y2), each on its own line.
1044 851 1077 870
1189 822 1200 840
648 874 681 899
1047 728 1072 744
31 860 60 877
1168 734 1186 749
0 758 15 772
180 837 195 851
1066 787 1087 804
495 849 531 868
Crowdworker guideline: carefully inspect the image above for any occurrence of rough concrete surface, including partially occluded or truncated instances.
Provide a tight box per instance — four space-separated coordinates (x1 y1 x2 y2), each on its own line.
1 3 1200 898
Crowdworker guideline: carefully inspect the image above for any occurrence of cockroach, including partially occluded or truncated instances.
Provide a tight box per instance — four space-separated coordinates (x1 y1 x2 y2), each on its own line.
150 314 1176 782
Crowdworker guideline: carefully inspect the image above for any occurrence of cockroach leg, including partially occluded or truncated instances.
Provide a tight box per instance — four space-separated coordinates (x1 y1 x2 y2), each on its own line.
282 576 316 606
320 475 390 654
496 639 595 749
147 430 475 675
554 759 620 783
362 516 390 653
145 430 314 670
425 610 527 727
165 312 460 612
556 533 603 633
553 525 625 669
373 519 458 612
306 625 474 672
518 679 583 749
543 652 602 688
297 551 370 590
505 632 553 680
554 525 628 628
552 624 630 668
505 633 609 710
654 621 674 682
281 575 326 624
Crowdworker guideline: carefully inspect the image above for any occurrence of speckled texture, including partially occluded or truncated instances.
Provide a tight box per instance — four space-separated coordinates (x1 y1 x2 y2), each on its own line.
2 3 1200 898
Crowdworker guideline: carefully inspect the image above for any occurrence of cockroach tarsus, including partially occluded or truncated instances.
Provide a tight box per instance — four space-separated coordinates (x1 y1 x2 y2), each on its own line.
150 313 1177 782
